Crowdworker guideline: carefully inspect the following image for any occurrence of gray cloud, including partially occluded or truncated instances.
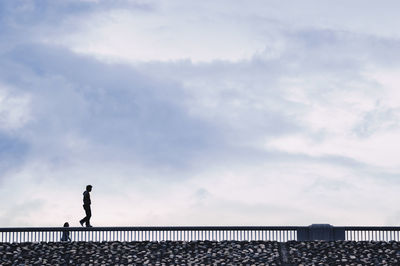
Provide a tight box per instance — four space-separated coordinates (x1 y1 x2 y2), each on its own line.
0 133 28 177
354 104 400 137
0 44 224 172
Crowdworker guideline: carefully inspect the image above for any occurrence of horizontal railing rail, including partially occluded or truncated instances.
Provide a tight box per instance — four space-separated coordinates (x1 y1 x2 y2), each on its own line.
1 225 400 243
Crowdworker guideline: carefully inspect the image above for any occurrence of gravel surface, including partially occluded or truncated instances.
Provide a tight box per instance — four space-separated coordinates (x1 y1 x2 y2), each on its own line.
0 241 280 265
1 241 400 265
287 241 400 265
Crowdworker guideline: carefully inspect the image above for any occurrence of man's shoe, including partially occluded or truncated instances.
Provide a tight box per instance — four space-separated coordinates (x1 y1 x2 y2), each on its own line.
86 224 93 228
79 220 84 227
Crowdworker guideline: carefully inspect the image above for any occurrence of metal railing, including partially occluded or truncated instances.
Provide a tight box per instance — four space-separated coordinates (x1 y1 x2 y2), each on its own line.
1 225 400 243
0 226 298 243
341 226 400 241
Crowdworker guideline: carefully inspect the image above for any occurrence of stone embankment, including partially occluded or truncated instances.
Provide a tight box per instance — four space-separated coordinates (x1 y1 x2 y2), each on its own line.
287 240 400 265
0 240 400 265
0 241 280 265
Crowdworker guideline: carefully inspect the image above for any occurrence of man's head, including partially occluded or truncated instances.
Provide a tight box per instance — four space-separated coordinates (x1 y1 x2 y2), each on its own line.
86 185 93 192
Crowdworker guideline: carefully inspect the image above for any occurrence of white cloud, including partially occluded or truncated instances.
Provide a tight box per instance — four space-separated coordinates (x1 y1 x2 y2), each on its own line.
38 0 400 63
47 8 268 62
0 84 31 131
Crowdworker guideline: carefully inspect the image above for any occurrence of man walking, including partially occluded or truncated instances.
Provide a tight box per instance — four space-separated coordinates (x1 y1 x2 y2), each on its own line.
79 185 93 227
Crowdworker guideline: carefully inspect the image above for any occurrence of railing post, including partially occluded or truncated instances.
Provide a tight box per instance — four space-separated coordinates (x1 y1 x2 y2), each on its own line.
297 224 345 241
333 227 345 241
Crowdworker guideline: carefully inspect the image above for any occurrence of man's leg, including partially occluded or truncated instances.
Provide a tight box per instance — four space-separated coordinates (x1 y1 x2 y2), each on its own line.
84 205 92 227
80 205 87 226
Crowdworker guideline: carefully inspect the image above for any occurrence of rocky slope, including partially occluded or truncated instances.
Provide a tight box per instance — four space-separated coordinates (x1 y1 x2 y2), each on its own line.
1 240 400 265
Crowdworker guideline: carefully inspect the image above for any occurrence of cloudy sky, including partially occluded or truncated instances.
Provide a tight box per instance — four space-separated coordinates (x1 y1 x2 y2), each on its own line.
1 0 400 227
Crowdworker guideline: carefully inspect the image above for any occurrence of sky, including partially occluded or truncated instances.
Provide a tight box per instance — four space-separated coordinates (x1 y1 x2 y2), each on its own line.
1 0 400 227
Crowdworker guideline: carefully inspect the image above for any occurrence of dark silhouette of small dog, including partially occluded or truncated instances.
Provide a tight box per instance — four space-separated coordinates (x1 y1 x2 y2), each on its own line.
61 222 71 241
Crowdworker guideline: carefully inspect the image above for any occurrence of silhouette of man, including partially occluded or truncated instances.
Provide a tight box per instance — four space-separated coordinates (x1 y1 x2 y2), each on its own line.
79 185 93 227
